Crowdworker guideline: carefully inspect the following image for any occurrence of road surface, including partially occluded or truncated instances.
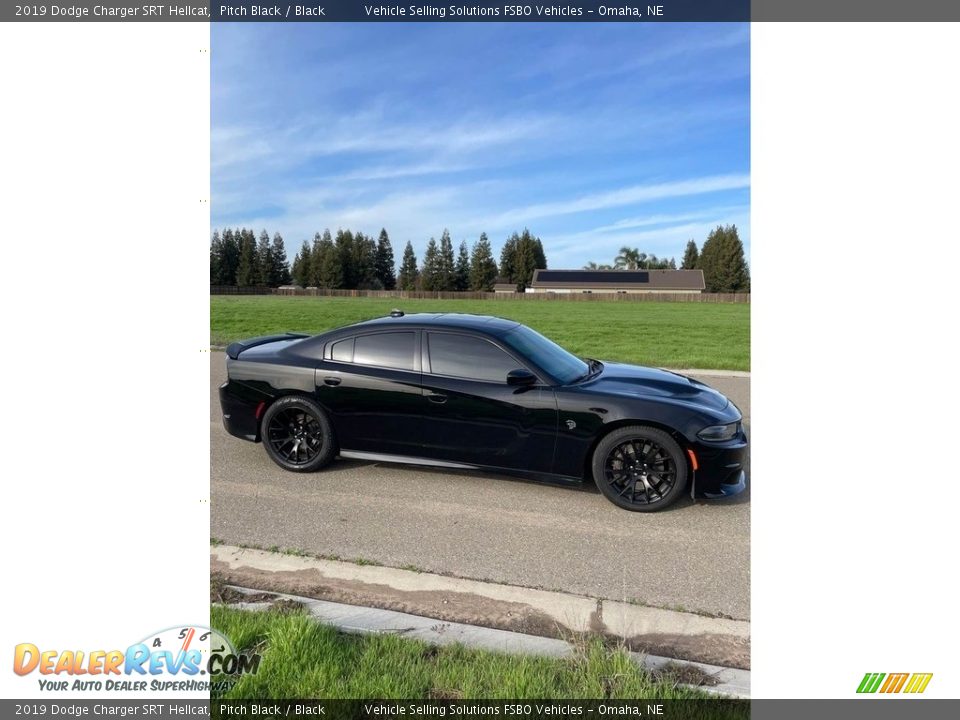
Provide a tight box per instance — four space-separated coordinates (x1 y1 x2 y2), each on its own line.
210 352 750 619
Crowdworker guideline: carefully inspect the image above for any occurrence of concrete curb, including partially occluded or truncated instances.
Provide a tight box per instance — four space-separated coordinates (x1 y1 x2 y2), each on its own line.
670 368 751 378
212 545 750 670
222 585 750 698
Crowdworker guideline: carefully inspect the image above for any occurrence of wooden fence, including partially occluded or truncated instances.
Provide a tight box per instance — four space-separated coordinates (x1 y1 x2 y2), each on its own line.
211 286 749 303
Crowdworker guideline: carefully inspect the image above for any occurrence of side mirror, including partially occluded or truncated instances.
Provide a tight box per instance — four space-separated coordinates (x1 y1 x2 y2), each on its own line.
507 368 537 386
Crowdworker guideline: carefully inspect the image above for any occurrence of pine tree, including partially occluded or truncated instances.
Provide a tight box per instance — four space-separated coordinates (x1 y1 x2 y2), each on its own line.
291 240 311 287
374 229 397 290
681 240 699 270
454 240 470 291
698 225 750 293
314 232 343 289
335 229 357 288
499 234 518 288
353 232 379 289
398 241 419 291
531 235 547 272
514 237 536 289
210 230 223 285
421 237 441 291
236 229 259 287
307 232 324 287
219 228 240 285
270 232 291 286
256 230 272 286
513 229 543 289
469 233 498 291
436 229 455 291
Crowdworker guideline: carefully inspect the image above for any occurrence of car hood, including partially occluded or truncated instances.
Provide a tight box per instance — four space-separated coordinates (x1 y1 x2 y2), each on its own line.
581 362 730 412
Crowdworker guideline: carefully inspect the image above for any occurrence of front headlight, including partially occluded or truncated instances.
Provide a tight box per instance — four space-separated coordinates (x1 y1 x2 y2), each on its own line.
697 422 739 442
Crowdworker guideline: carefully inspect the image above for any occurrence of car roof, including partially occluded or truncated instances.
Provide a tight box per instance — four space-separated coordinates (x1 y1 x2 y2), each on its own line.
349 312 521 336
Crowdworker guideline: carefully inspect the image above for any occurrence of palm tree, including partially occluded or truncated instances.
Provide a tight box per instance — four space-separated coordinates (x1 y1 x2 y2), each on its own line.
583 261 614 270
614 247 647 270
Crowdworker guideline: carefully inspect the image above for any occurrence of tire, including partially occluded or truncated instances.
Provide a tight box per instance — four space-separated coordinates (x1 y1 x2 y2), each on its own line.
260 395 336 473
591 426 688 512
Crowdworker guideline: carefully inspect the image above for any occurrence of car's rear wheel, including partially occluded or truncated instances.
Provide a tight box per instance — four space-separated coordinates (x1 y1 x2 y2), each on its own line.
261 396 335 472
591 426 688 512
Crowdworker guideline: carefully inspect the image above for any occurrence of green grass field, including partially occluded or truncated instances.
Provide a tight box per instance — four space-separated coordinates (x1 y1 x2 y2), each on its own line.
211 604 718 701
211 296 749 370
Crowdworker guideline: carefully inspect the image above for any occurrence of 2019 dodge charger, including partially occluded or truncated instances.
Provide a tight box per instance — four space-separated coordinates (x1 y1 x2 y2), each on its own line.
219 312 747 511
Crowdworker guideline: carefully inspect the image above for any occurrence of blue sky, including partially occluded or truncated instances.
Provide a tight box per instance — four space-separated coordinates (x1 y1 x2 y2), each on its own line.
212 23 749 269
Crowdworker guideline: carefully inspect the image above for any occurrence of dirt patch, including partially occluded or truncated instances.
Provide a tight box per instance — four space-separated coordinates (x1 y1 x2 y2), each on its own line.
211 564 559 637
652 661 720 688
269 598 306 615
622 632 750 670
211 559 749 670
211 577 248 604
211 575 277 605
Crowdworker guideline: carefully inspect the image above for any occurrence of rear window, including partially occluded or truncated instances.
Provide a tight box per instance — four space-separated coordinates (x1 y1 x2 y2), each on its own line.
330 338 354 362
352 332 415 371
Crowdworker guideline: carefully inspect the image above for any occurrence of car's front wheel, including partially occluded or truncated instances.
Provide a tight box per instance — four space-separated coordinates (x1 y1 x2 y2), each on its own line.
591 426 688 512
261 396 336 472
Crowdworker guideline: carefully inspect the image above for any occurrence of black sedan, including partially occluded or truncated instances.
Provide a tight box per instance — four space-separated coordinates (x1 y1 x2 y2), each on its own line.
219 312 747 512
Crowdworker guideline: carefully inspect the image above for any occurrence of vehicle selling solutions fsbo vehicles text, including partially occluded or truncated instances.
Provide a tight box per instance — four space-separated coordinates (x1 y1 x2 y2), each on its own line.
363 5 587 18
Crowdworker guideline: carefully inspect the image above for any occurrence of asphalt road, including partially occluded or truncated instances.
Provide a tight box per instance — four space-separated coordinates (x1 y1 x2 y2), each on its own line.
211 353 750 619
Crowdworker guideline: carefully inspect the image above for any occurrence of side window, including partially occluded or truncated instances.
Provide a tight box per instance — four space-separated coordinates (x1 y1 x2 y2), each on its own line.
353 332 416 371
428 333 523 383
331 338 354 362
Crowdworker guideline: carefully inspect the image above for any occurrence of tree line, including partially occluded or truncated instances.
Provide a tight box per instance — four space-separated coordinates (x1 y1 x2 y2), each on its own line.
209 223 749 293
584 224 750 293
210 226 549 293
290 229 397 290
210 228 292 287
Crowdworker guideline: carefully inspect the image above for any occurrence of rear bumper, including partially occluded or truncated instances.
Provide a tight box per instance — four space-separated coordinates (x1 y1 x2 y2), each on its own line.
219 380 262 442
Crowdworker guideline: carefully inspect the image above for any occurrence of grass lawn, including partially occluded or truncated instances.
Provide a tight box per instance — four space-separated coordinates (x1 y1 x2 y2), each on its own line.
211 604 718 701
211 296 749 370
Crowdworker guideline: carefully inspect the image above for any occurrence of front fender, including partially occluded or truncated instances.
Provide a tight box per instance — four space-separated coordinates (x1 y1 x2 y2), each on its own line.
550 388 740 478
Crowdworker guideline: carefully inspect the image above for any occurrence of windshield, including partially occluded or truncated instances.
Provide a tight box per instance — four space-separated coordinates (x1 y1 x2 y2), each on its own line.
502 325 590 385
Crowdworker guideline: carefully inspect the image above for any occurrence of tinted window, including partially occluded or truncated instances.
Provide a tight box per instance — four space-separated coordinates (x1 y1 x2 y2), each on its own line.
353 332 415 371
428 333 523 383
501 325 589 385
331 338 354 362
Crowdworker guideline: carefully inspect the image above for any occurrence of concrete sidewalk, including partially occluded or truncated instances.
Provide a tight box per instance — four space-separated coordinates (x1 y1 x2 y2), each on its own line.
212 545 750 670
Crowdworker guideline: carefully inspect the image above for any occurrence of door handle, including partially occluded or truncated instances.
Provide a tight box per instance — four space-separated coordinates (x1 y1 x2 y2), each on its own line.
426 392 447 404
323 376 341 386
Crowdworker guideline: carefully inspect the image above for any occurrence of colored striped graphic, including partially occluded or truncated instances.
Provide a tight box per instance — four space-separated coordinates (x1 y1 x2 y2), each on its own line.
857 672 932 694
903 673 934 694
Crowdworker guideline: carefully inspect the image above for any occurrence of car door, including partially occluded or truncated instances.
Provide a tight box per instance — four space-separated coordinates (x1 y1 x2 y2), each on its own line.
315 330 422 456
420 331 558 473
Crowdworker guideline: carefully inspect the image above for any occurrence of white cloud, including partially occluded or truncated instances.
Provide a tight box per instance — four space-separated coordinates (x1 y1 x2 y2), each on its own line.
485 174 751 228
545 211 751 269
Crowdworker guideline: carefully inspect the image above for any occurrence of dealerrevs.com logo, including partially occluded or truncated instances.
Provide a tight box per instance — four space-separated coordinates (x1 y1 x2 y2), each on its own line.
13 625 260 693
857 672 933 694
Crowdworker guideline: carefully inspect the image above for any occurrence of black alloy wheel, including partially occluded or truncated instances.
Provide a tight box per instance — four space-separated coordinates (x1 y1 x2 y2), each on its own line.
591 426 688 512
260 396 336 472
